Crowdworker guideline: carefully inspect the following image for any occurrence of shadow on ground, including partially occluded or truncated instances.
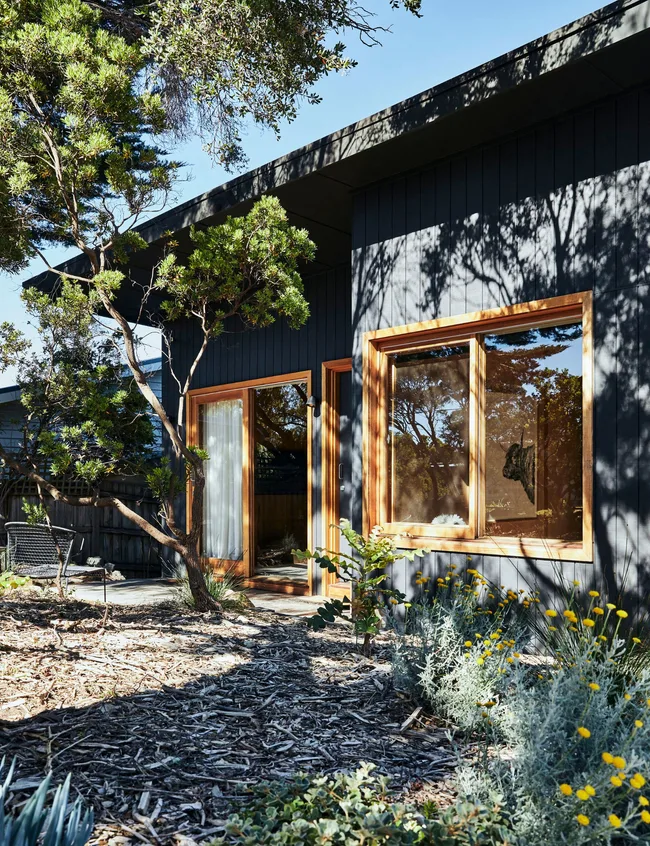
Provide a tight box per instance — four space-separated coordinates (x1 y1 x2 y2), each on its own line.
0 597 453 845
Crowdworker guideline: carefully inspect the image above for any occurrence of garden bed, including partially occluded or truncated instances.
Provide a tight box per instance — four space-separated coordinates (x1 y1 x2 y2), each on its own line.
0 596 455 845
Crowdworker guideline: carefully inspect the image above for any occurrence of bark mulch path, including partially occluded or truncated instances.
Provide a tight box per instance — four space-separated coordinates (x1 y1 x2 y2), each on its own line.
0 595 455 845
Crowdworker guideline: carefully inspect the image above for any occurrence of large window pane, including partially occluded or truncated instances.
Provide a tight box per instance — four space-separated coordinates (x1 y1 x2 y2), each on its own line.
389 345 470 525
483 322 583 541
199 398 244 560
253 383 308 583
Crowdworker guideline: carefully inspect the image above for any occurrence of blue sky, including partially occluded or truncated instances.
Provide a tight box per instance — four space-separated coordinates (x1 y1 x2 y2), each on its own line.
0 0 599 386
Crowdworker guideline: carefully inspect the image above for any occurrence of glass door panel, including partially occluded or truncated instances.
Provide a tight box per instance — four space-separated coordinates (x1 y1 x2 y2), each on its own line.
199 397 245 563
252 382 308 584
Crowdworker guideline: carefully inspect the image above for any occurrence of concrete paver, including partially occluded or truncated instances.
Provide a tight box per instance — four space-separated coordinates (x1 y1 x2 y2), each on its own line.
70 578 324 617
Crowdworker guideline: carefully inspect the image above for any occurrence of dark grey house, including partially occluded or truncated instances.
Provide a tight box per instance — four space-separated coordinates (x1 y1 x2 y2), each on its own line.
30 0 650 604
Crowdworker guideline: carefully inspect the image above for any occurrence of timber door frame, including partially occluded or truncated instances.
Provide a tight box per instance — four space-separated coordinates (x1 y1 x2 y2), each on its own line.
321 358 353 599
187 371 313 595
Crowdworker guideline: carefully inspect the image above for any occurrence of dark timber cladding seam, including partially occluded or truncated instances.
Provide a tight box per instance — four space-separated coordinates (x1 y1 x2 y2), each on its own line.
351 84 650 602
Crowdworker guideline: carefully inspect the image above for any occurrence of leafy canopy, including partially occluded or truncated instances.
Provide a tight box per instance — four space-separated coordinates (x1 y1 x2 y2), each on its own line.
157 195 315 337
11 282 155 487
0 0 175 271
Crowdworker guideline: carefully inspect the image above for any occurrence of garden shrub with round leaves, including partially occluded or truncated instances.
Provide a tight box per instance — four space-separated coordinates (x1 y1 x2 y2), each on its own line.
212 764 514 845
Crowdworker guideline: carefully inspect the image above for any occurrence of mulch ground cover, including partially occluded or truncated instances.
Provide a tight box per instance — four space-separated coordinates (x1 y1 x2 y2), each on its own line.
0 594 455 845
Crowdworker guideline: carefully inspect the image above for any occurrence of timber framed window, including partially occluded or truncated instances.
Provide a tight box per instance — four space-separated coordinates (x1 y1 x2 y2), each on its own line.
187 371 313 594
363 292 593 561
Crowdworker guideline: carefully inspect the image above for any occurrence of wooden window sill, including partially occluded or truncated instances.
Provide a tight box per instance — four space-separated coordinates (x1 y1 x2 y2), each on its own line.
376 532 593 562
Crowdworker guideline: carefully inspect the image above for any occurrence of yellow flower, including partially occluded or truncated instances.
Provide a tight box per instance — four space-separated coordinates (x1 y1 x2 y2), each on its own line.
602 752 614 765
617 609 629 619
594 607 604 615
583 619 595 628
577 726 591 739
589 590 599 597
573 580 580 586
588 682 600 691
476 658 484 666
585 785 596 797
636 720 644 729
464 640 473 648
389 597 399 604
633 637 642 644
513 652 521 659
466 568 478 576
613 756 627 769
611 776 623 787
545 609 558 618
617 771 627 780
624 693 632 700
607 603 616 610
599 635 609 642
576 814 590 826
631 774 647 789
608 814 622 828
563 609 577 620
506 657 514 664
559 783 573 796
640 796 650 807
549 625 557 631
642 810 650 824
576 789 589 801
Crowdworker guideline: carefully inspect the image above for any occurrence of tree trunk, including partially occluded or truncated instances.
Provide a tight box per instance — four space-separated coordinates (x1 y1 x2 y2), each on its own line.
182 544 220 612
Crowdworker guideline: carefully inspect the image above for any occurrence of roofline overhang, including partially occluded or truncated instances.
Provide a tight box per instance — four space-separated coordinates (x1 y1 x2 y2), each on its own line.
24 0 650 307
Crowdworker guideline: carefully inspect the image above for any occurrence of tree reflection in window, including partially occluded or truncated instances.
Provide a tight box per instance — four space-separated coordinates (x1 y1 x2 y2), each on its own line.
389 345 470 525
484 323 582 541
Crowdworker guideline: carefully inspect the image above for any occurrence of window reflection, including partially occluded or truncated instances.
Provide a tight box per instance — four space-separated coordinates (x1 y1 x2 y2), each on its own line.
483 323 583 542
389 345 470 525
253 383 308 583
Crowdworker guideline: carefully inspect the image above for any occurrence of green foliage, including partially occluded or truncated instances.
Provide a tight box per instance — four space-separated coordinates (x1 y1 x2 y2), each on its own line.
212 763 513 846
0 571 31 594
392 563 533 731
21 499 47 525
0 0 177 270
0 757 93 845
5 281 156 488
157 196 315 336
140 0 422 167
174 563 247 610
298 520 428 655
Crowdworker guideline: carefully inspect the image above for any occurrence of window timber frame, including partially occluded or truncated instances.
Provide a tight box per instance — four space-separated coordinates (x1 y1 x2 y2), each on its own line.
362 292 593 562
186 371 313 595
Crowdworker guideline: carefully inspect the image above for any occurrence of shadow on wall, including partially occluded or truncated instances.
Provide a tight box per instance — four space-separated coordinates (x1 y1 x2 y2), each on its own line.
351 85 650 613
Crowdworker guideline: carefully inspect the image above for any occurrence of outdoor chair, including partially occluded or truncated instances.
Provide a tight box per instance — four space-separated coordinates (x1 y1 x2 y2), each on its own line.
3 522 107 601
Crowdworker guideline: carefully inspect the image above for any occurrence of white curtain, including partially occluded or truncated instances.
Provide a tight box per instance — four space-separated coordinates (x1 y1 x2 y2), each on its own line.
202 399 243 560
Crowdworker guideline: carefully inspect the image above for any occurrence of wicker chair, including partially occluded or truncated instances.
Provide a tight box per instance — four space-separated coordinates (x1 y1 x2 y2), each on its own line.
4 522 106 600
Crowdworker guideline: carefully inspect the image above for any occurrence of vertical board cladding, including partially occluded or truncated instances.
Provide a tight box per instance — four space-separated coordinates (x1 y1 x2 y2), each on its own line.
163 265 352 593
352 85 650 609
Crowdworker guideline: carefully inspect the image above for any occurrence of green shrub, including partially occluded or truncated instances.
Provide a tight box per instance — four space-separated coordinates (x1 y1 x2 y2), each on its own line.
212 764 514 845
174 563 247 610
298 520 429 656
0 758 93 846
0 571 30 595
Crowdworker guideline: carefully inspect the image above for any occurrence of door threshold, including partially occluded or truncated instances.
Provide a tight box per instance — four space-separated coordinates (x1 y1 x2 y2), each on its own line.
243 578 310 596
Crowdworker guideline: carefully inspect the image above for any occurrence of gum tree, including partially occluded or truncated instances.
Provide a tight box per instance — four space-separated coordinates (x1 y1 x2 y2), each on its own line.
0 1 315 609
0 0 422 609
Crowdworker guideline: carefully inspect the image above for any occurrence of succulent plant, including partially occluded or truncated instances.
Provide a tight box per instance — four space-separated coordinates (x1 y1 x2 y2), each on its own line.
0 758 93 846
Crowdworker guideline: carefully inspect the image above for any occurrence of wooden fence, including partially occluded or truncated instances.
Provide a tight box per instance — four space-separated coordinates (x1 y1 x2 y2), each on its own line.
0 477 177 579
